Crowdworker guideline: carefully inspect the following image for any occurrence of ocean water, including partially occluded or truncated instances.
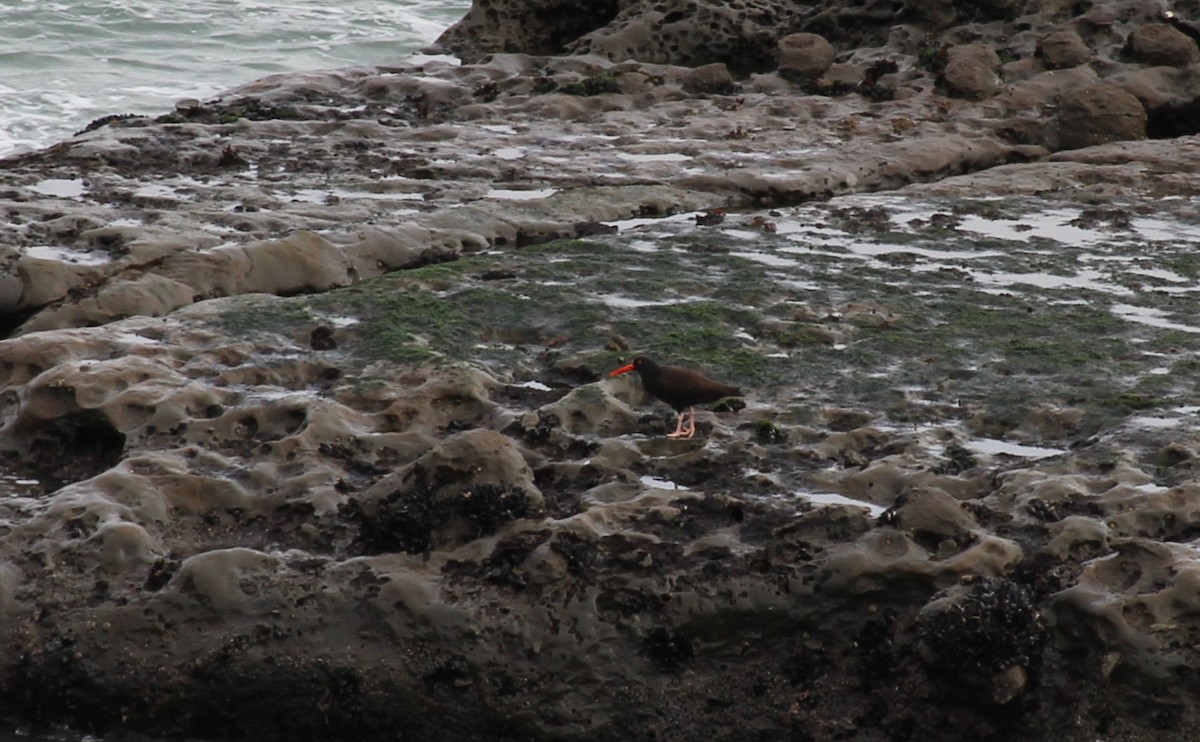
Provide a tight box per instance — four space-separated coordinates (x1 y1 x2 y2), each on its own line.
0 0 470 157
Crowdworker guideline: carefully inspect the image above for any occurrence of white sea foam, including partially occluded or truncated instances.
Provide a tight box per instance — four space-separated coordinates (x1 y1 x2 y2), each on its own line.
0 1 470 157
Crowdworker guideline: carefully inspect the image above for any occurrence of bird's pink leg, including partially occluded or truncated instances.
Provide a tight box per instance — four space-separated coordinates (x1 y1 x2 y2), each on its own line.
667 411 688 438
683 407 697 438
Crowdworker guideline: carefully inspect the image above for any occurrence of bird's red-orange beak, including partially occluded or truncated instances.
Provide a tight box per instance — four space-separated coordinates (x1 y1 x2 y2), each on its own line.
610 363 635 377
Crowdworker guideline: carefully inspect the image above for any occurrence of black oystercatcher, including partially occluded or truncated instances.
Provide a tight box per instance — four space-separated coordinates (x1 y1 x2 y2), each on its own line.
610 356 742 438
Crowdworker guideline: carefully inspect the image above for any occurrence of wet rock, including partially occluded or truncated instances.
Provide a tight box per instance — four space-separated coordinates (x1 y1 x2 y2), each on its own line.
990 663 1027 704
1037 29 1092 70
681 63 736 95
777 33 835 83
545 382 640 436
1104 483 1200 541
1125 23 1200 67
1155 442 1195 468
938 43 1002 100
563 0 790 73
426 0 622 63
1043 515 1109 561
904 0 957 28
24 274 195 334
879 487 978 546
1057 83 1147 150
972 0 1021 22
354 480 542 554
173 547 283 613
308 325 337 351
9 408 126 488
12 0 1200 739
363 428 541 507
0 563 20 613
93 520 160 572
10 256 101 315
823 408 875 432
1164 11 1200 45
1018 405 1084 439
644 625 694 670
748 419 788 444
916 577 1044 698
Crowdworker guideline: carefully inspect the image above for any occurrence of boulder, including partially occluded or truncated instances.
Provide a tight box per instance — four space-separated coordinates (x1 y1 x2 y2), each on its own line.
904 0 957 28
777 32 836 82
563 0 793 74
1037 29 1092 69
1125 22 1200 67
939 43 1003 99
682 62 737 95
356 429 544 553
1057 83 1148 149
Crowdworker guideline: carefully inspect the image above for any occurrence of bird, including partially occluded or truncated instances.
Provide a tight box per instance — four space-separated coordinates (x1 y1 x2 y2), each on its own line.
609 355 742 438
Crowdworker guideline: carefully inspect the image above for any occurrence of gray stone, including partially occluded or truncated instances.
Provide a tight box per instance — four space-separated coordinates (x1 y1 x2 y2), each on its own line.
1038 29 1092 69
939 43 1003 99
1057 83 1147 149
1126 22 1200 67
777 32 835 82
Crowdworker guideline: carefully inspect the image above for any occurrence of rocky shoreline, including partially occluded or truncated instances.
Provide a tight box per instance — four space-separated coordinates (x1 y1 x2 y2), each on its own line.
5 1 1200 739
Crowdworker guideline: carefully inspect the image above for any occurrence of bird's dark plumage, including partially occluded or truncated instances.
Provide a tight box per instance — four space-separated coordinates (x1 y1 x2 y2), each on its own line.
610 355 742 438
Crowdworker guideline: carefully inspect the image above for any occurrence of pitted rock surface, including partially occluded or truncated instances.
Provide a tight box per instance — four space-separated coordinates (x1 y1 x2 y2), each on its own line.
6 0 1200 741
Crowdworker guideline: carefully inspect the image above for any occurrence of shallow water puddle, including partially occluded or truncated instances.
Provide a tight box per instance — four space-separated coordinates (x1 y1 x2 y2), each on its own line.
0 470 44 499
1111 304 1200 334
30 177 86 198
965 438 1065 460
970 267 1133 295
484 188 558 200
640 475 688 490
134 183 193 202
110 331 164 346
729 250 800 268
958 210 1107 246
1127 405 1200 430
290 187 426 203
616 152 690 163
557 133 620 143
612 212 705 232
1130 217 1200 242
128 174 213 203
1128 415 1183 429
793 490 887 517
25 245 114 265
834 241 1005 261
1123 266 1191 283
595 293 689 308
